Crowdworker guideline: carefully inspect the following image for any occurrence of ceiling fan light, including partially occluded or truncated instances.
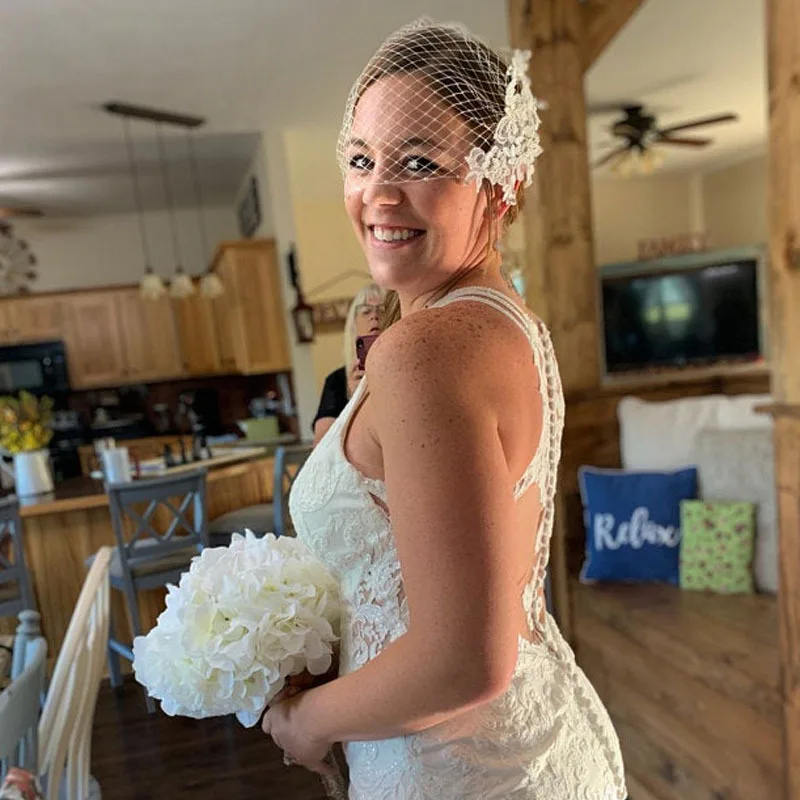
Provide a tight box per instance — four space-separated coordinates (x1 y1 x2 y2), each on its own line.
170 269 195 299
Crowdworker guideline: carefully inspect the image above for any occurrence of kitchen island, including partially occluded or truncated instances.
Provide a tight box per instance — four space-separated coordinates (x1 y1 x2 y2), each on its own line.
2 453 277 669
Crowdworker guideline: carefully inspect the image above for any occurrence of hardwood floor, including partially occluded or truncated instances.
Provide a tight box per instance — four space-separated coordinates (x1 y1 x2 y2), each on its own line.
91 679 332 799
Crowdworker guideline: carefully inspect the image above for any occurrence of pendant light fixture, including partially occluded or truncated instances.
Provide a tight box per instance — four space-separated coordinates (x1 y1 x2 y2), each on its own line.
104 101 207 301
186 130 223 299
155 124 194 299
120 115 165 300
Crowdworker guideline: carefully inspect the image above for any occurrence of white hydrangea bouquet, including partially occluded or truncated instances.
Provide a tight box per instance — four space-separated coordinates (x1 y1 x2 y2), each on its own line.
132 531 345 796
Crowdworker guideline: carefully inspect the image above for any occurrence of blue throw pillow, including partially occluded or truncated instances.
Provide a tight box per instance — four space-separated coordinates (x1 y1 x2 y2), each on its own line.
579 466 698 584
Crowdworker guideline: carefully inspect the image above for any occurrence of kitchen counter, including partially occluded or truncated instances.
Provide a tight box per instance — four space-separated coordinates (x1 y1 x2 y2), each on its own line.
2 454 278 670
13 447 269 518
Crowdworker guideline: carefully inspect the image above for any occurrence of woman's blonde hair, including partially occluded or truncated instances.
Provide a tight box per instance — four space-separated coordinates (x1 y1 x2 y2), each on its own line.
343 283 387 373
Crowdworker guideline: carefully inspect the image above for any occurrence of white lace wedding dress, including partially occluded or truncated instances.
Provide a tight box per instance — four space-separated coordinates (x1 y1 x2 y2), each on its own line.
290 287 626 799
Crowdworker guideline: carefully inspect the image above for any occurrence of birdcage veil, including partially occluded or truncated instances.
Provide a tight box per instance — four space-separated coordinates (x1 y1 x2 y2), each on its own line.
337 18 543 205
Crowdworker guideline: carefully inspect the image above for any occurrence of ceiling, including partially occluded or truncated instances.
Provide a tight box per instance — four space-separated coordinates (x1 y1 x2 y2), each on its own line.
0 1 768 215
0 1 508 215
586 0 767 175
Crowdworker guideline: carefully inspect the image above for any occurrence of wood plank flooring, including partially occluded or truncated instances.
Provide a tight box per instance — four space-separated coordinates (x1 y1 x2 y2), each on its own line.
91 679 331 799
572 581 781 800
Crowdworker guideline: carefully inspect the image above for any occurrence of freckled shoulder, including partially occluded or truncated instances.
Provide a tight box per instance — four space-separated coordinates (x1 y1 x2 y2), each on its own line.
367 300 530 395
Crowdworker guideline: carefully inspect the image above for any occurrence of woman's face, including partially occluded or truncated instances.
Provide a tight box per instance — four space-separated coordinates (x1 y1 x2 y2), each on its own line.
353 294 383 338
344 73 490 300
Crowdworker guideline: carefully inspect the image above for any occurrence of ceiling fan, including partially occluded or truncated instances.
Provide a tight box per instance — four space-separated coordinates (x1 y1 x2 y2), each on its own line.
593 104 739 171
0 206 44 219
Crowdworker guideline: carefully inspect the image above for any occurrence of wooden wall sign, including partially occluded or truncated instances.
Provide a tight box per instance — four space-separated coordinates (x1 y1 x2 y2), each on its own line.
311 296 353 327
637 232 710 261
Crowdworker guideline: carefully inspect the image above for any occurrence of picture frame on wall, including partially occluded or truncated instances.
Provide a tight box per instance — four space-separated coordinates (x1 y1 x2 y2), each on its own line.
237 175 262 238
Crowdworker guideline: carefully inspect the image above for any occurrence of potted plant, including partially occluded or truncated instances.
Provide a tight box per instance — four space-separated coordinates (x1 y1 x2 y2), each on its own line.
0 391 54 497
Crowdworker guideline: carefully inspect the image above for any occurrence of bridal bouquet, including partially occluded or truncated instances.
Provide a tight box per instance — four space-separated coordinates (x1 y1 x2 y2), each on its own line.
132 531 341 727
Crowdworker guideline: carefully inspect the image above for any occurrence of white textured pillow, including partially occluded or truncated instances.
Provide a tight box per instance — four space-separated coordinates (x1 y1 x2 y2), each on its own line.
696 427 778 594
618 394 771 472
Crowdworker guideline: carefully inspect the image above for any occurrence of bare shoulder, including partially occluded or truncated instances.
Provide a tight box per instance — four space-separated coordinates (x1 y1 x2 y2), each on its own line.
367 298 536 403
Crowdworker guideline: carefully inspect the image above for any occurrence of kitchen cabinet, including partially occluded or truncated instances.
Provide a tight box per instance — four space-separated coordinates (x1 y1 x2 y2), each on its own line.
116 289 185 382
212 240 291 374
172 289 222 376
0 296 63 344
0 238 292 390
62 292 127 389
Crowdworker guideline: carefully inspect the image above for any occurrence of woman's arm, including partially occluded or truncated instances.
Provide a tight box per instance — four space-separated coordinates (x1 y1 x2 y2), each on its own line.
291 313 533 743
312 417 335 446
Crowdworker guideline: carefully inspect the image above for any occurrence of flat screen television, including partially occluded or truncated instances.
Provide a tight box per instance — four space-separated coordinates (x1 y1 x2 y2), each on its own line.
599 248 766 378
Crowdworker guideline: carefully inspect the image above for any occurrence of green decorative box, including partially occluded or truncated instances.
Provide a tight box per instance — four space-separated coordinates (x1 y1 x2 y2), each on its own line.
679 500 755 594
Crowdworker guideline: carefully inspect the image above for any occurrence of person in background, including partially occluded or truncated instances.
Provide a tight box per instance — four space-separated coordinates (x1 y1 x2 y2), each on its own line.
312 283 386 445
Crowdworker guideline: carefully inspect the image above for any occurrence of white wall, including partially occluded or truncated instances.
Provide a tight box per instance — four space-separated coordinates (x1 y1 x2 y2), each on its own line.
250 130 318 438
702 155 768 249
591 173 695 266
13 205 238 293
589 154 768 268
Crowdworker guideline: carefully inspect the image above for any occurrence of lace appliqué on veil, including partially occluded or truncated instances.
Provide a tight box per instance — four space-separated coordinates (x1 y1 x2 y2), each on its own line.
465 50 543 205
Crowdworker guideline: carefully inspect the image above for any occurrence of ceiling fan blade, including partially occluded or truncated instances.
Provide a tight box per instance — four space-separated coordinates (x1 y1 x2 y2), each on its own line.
593 146 629 168
0 207 44 219
658 113 738 135
587 101 639 116
656 135 713 147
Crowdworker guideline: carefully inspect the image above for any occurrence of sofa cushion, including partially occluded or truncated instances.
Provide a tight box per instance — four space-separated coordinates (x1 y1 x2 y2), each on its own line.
579 466 698 585
680 500 756 594
618 394 771 471
696 427 778 593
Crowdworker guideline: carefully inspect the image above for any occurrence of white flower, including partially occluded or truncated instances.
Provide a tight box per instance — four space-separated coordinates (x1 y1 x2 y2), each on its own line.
133 531 341 727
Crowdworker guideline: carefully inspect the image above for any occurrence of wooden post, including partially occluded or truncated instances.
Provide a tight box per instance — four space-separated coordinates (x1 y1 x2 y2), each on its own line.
507 0 646 639
509 0 599 394
766 0 800 796
508 0 598 643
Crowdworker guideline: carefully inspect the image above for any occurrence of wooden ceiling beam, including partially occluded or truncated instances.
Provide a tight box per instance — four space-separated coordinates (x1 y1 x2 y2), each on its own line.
581 0 648 71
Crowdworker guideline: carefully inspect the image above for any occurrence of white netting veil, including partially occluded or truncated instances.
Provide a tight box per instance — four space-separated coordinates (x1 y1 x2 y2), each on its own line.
337 18 542 205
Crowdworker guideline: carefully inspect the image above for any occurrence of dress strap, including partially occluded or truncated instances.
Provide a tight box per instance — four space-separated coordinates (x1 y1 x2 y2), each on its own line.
432 286 547 503
432 287 536 345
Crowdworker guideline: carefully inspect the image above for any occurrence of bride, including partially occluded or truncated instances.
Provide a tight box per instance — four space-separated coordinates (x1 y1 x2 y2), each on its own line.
262 19 626 799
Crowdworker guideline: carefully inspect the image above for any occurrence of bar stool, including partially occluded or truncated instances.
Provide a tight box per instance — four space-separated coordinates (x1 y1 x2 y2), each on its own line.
207 444 313 546
0 497 36 620
95 469 208 713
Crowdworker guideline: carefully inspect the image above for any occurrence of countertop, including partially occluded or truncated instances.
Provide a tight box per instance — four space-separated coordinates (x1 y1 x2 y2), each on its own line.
8 450 272 519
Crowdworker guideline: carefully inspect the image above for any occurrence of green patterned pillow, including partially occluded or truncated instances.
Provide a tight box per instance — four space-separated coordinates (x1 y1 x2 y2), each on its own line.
680 501 755 594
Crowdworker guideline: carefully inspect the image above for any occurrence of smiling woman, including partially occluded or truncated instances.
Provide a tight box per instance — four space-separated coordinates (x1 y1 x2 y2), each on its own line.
261 17 626 800
311 283 386 445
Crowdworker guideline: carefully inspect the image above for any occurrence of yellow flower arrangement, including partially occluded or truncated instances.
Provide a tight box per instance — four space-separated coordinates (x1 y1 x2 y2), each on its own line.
0 391 54 454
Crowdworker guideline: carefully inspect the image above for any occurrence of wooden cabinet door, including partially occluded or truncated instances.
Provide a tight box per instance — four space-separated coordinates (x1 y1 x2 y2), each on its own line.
212 260 239 374
173 290 222 376
0 305 15 345
6 296 63 343
116 289 184 382
217 241 291 374
62 293 127 389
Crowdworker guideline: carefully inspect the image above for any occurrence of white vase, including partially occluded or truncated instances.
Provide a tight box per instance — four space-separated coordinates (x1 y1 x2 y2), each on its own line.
12 450 54 497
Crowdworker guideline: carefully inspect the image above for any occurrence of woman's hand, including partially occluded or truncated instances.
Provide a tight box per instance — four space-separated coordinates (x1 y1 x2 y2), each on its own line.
262 692 334 776
270 660 338 706
347 362 365 396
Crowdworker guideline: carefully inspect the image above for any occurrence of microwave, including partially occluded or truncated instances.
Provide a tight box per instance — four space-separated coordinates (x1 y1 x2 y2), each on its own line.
0 340 70 395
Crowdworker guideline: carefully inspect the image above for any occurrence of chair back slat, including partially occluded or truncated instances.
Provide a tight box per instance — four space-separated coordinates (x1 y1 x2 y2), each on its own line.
38 547 111 800
0 625 46 779
106 470 208 583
